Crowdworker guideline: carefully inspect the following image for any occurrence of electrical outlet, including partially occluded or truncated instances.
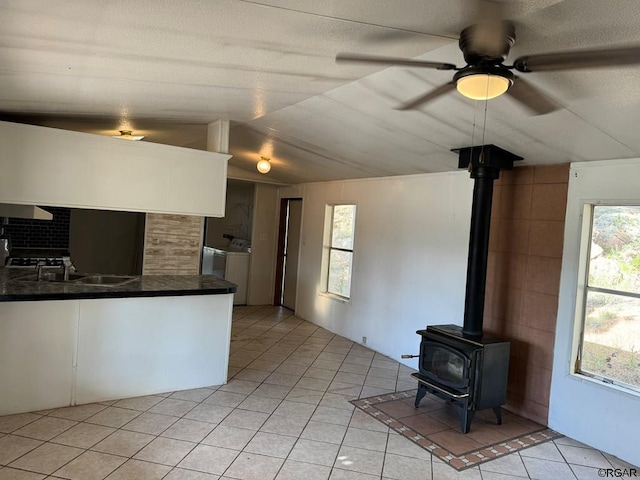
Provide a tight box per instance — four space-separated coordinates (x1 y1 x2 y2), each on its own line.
362 336 367 345
260 234 267 241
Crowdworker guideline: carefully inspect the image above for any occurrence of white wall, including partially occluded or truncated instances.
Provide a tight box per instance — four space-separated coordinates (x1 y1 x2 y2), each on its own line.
205 181 255 247
550 159 640 466
279 171 473 368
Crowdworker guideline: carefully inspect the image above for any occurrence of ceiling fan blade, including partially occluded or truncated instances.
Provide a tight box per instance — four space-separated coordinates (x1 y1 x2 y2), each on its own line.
336 53 457 70
396 82 456 110
470 0 510 57
513 45 640 72
506 76 560 115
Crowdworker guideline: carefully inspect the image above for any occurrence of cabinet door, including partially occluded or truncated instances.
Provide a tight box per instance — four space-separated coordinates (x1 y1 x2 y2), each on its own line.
0 301 78 415
225 254 250 304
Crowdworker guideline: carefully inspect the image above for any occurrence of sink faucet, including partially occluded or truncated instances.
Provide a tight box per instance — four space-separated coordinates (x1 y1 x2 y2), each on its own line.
61 258 75 281
35 260 47 281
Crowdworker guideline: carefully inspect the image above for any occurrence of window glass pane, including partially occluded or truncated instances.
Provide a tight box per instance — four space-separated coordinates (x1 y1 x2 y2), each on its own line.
581 290 640 389
328 249 353 297
331 205 356 250
589 205 640 294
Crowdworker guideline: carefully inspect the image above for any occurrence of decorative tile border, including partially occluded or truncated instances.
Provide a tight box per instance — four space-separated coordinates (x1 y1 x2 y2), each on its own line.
351 390 563 471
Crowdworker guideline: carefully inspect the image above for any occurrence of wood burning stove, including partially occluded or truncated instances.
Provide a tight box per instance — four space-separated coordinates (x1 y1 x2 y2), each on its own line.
412 325 510 433
408 145 521 434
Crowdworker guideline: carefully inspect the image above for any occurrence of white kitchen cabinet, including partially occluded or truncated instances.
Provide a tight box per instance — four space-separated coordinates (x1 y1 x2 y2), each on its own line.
0 293 233 415
225 252 250 304
0 121 230 217
0 301 78 414
75 295 232 404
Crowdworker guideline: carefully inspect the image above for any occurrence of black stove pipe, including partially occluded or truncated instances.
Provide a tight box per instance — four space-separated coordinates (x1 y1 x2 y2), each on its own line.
453 145 522 338
462 166 498 337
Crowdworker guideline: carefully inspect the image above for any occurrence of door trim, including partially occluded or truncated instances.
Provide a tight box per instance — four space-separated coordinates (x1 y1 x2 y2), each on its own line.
273 198 289 306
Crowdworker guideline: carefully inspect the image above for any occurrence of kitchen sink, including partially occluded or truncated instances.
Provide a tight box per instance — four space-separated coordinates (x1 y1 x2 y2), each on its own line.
41 272 88 282
15 272 87 283
74 275 138 287
14 272 138 287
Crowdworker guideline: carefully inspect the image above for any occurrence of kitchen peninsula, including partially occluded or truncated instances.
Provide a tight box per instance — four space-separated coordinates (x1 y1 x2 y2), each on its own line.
0 268 237 416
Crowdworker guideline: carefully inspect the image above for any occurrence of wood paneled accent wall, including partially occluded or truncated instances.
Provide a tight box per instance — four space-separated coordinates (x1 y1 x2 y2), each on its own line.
142 213 204 275
483 164 569 425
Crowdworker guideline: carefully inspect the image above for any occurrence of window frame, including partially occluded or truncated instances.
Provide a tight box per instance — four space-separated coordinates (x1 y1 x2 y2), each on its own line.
321 203 356 300
574 202 640 395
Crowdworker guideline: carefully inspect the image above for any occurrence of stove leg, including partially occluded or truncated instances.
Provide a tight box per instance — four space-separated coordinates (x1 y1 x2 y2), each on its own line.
493 406 503 425
460 409 474 434
414 384 428 407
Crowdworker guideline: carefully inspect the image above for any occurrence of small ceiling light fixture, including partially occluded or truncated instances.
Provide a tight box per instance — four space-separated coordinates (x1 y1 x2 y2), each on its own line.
257 156 271 174
113 129 145 141
454 67 514 101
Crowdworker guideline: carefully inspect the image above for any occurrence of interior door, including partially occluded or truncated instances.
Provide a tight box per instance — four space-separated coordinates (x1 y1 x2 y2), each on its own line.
282 199 302 310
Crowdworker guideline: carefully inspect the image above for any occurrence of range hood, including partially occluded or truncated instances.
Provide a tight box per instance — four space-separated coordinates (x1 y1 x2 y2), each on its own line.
0 203 53 220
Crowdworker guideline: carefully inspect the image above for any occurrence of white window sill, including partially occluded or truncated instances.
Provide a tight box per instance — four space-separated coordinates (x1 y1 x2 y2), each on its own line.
570 371 640 398
319 291 351 304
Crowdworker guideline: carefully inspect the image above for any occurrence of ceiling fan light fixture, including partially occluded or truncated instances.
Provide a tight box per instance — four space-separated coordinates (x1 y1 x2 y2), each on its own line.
113 130 145 141
257 157 271 174
454 67 514 101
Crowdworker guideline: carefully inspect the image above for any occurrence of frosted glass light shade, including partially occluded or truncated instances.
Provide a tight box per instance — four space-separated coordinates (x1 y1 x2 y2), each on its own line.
456 74 510 100
257 158 271 174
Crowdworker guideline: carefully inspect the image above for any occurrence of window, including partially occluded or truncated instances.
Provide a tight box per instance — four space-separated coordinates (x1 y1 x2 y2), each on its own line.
323 204 356 299
576 205 640 392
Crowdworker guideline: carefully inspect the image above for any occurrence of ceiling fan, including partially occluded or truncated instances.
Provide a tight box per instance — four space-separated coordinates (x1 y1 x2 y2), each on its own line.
336 0 640 114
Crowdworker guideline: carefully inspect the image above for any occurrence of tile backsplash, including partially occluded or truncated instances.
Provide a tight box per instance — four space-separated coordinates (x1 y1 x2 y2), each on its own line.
142 213 203 275
3 207 70 249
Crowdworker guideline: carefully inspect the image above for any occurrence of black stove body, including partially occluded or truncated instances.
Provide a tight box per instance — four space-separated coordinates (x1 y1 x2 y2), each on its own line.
413 325 510 433
411 145 521 434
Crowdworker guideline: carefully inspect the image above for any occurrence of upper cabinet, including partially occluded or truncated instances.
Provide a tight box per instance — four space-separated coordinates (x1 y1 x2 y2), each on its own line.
0 121 230 217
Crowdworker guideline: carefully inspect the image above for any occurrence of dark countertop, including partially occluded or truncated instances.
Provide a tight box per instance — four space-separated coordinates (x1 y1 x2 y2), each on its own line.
0 268 237 302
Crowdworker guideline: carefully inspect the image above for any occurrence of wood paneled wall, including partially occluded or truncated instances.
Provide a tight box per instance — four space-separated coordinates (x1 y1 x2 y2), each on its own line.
142 214 204 275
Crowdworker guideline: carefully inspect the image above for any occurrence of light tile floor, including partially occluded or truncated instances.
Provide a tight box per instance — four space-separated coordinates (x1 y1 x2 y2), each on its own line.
0 305 637 480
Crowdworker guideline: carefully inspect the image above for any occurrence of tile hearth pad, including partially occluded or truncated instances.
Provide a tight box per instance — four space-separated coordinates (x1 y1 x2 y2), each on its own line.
352 390 562 471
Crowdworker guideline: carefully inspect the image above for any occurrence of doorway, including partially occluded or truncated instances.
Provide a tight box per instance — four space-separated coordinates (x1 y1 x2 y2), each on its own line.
274 198 302 309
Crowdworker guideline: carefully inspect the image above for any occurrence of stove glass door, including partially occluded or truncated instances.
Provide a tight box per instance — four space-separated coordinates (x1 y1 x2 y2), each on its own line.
420 341 470 389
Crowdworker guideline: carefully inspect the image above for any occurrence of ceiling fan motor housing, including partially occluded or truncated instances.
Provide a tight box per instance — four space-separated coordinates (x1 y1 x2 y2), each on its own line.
459 23 516 64
453 65 514 85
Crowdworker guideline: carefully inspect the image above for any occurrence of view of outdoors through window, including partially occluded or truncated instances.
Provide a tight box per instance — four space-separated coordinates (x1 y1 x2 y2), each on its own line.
581 205 640 390
327 204 356 298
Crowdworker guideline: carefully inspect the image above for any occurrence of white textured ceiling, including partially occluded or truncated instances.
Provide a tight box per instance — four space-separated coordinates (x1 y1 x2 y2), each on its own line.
1 0 640 184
